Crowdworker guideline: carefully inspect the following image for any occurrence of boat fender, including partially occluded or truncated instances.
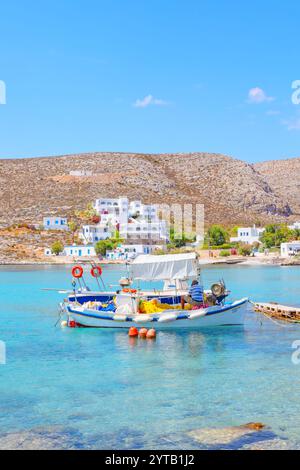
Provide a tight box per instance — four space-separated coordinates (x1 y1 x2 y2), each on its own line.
133 314 153 323
113 314 127 321
60 320 68 327
157 313 178 323
189 310 207 320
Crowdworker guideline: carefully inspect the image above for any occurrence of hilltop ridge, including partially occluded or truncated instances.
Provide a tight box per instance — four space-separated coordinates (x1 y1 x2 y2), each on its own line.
0 151 294 227
254 157 300 217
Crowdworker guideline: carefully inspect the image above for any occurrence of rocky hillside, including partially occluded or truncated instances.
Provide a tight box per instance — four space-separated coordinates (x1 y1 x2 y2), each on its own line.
254 158 300 217
0 226 73 264
0 152 294 228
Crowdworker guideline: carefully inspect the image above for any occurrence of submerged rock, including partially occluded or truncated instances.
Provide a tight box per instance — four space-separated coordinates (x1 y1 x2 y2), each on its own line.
242 438 290 450
0 427 86 450
187 423 268 449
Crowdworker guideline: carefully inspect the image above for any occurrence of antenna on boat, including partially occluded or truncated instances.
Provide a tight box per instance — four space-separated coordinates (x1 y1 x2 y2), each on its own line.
71 279 78 302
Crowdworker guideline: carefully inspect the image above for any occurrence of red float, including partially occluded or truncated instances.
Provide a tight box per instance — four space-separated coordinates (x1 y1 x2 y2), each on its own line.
128 327 138 337
139 328 148 338
146 329 156 339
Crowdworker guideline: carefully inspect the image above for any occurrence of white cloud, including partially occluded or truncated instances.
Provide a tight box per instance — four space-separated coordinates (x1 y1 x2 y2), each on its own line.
248 87 274 104
133 94 168 108
282 117 300 131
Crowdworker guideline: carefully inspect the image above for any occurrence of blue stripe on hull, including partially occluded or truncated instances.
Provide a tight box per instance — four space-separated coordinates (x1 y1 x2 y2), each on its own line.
68 294 182 305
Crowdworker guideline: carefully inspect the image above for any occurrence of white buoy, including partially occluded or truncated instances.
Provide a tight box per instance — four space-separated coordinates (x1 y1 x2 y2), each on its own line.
61 320 68 327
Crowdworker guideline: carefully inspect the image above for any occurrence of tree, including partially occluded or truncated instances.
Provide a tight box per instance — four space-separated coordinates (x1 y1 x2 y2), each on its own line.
207 225 229 246
75 203 98 223
51 241 64 256
110 230 123 246
68 220 78 243
94 239 115 256
230 226 239 237
168 227 196 248
292 228 300 240
260 224 293 248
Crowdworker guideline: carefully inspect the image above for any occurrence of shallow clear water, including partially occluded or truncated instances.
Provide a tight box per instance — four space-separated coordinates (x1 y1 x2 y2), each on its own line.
1 264 300 449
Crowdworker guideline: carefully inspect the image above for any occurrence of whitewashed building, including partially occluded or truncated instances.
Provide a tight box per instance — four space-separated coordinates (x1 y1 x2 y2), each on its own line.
230 225 264 244
106 244 164 261
94 197 159 222
288 222 300 230
43 217 68 230
63 245 96 257
93 197 168 242
119 219 168 242
79 224 111 244
69 170 93 177
281 241 300 257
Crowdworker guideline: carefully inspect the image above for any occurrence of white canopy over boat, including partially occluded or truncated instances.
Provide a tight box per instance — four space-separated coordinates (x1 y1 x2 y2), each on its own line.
130 253 198 281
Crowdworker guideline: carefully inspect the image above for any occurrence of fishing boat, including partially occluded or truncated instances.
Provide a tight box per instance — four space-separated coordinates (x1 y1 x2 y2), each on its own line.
62 253 248 329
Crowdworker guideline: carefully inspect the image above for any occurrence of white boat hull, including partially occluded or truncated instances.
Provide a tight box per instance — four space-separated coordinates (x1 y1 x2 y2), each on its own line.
66 298 248 329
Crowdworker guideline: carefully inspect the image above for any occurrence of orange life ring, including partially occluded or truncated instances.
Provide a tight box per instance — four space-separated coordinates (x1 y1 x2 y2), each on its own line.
122 288 137 294
72 265 83 279
91 266 102 278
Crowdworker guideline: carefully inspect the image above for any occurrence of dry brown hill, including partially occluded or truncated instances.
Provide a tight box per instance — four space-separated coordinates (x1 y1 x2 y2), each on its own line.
0 152 293 228
254 158 300 217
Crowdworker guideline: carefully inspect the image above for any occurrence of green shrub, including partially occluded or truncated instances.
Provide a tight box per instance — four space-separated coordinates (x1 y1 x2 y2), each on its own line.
153 248 168 255
94 239 115 256
51 241 64 256
238 244 252 256
219 250 230 257
206 225 229 246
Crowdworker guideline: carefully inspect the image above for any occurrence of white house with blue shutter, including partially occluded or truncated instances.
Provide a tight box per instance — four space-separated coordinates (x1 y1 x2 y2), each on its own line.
79 224 111 244
230 225 264 244
63 245 96 257
43 216 68 230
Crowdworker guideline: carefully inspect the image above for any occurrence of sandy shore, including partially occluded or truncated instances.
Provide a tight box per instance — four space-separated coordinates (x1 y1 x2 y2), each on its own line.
0 255 283 267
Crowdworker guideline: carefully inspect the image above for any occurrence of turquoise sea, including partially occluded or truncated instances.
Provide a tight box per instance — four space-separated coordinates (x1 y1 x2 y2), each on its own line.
1 264 300 449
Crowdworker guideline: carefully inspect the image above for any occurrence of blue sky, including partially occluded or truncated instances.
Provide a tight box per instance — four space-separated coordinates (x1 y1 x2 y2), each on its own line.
0 0 299 162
